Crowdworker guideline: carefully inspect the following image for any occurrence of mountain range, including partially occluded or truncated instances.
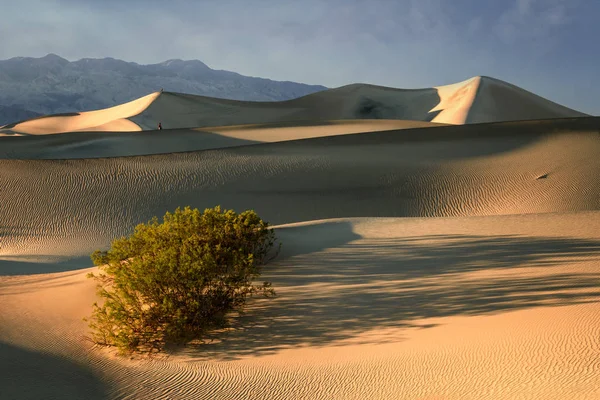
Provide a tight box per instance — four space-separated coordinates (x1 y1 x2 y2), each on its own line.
0 54 327 125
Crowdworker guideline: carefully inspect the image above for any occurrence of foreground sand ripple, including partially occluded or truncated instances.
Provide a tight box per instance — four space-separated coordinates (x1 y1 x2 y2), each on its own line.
1 214 599 399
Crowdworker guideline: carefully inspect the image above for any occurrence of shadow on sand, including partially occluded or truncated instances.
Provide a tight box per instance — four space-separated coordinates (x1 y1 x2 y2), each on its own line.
180 223 600 360
0 255 93 276
0 342 109 400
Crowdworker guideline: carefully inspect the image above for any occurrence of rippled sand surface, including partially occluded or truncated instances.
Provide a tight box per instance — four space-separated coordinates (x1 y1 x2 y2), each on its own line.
0 86 598 399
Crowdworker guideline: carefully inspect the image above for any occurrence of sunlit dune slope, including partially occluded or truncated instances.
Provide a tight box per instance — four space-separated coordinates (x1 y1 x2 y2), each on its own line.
0 92 158 134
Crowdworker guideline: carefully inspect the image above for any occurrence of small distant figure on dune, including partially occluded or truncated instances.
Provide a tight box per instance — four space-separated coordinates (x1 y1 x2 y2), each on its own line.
158 122 162 130
160 88 164 93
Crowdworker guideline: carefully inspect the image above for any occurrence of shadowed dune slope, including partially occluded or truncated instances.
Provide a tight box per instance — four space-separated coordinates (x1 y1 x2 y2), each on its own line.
0 118 598 273
0 119 443 159
466 76 589 123
0 76 587 135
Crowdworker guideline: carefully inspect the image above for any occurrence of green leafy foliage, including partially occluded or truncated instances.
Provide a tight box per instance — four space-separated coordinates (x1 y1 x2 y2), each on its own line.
87 206 277 354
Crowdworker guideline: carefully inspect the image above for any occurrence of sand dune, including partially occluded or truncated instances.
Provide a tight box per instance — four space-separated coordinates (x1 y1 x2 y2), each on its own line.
1 213 599 399
0 76 587 136
0 92 158 134
0 76 598 399
126 76 589 128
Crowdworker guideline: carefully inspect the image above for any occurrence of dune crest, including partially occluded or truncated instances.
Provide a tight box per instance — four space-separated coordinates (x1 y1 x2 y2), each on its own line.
430 76 589 124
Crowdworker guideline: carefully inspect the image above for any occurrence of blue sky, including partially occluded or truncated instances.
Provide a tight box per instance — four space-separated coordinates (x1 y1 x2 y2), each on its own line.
1 0 598 114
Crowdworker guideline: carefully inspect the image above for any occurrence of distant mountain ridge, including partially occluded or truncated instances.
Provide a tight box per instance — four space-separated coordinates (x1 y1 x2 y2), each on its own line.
0 54 327 125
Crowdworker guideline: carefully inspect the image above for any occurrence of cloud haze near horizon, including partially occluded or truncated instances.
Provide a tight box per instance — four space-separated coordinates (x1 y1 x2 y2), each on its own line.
1 0 598 114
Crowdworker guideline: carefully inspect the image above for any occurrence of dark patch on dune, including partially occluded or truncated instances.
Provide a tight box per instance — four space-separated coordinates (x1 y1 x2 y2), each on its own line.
354 97 398 119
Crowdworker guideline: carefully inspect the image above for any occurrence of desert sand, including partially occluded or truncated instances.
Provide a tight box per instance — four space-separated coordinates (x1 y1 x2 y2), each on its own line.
0 78 598 399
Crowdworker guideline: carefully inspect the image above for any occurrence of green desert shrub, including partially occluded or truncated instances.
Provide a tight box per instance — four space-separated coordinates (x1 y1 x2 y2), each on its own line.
87 206 277 354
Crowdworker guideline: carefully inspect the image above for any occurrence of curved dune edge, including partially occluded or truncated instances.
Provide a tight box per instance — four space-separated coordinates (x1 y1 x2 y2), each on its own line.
430 76 480 124
1 212 599 399
5 92 159 134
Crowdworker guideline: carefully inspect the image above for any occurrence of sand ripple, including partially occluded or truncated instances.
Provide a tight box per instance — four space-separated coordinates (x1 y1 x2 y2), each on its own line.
1 214 599 399
0 124 598 273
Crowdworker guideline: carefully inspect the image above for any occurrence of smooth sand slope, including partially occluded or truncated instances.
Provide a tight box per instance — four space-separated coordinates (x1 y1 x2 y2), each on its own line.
1 213 599 399
0 76 587 135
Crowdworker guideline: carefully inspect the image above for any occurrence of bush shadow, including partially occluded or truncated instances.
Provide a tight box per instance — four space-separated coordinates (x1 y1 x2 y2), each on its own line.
182 231 600 360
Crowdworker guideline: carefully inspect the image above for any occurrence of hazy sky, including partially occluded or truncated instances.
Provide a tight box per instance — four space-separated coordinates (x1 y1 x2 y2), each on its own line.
1 0 598 114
